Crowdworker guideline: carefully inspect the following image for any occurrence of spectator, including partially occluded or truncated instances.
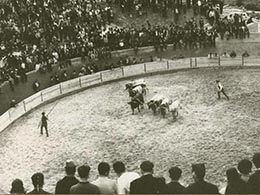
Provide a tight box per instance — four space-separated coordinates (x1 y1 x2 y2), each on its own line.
70 165 100 194
55 160 79 194
27 172 50 194
112 161 139 194
242 51 250 58
92 162 117 194
10 99 17 108
224 167 249 194
129 161 165 194
238 159 252 183
248 153 260 194
10 179 26 194
163 166 185 194
185 163 219 194
230 51 237 58
32 80 41 92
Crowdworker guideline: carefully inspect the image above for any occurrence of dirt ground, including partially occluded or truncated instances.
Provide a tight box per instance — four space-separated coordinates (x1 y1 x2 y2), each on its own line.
1 67 260 193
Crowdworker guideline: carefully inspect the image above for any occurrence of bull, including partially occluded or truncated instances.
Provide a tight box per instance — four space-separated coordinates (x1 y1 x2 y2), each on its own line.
147 94 165 115
169 100 182 120
128 97 143 115
159 98 172 118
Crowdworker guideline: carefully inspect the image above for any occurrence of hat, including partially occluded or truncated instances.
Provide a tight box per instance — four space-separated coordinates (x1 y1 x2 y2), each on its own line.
65 160 76 168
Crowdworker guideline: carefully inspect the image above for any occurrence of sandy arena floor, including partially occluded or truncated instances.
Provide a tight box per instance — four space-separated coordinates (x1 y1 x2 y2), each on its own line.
1 67 260 193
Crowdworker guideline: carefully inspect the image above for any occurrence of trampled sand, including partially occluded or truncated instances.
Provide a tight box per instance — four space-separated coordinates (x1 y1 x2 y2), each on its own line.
1 67 260 193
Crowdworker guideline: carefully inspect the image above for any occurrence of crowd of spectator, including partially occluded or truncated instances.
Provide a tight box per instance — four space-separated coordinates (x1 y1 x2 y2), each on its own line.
8 152 260 194
0 0 253 93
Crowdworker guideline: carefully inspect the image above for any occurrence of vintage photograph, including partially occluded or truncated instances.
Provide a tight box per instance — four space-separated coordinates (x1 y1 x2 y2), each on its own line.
0 0 260 194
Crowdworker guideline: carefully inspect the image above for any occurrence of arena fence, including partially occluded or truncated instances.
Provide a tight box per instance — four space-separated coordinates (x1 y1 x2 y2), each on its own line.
0 56 259 133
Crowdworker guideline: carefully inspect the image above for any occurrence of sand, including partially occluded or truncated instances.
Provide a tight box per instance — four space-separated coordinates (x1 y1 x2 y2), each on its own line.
1 67 260 193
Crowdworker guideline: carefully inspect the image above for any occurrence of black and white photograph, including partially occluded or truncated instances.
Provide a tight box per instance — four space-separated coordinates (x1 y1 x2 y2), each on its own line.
0 0 260 194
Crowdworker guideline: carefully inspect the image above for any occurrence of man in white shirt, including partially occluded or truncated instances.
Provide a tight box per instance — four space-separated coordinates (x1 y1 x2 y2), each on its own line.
92 162 117 194
216 80 229 100
113 161 140 194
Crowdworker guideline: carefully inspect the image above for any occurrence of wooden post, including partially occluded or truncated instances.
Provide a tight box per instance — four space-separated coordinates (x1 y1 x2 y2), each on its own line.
190 58 192 68
218 56 221 66
167 61 169 69
242 56 244 66
100 72 103 82
23 101 26 112
122 67 125 77
59 84 62 94
195 58 197 67
79 78 82 87
40 92 43 102
8 110 11 121
144 63 147 72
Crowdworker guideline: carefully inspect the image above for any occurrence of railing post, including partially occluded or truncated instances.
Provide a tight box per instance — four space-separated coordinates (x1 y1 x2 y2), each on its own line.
195 58 197 67
23 101 26 112
40 92 43 102
166 61 169 69
190 58 192 68
79 77 82 87
242 56 244 66
100 72 103 82
144 63 147 72
122 67 125 77
59 84 62 94
218 56 221 66
8 110 11 121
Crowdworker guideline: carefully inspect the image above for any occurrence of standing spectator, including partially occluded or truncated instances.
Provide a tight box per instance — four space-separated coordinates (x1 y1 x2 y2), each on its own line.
185 163 219 194
225 168 249 194
248 153 260 194
92 162 117 194
55 160 79 194
129 161 165 194
27 172 50 194
10 179 26 194
70 165 100 194
238 159 252 183
112 161 139 194
163 167 186 194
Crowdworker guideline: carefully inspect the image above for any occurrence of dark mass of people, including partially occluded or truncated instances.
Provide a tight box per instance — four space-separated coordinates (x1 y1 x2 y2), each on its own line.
8 153 260 194
0 0 251 90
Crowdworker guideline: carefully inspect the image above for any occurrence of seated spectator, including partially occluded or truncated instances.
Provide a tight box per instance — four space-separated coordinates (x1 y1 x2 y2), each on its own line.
92 162 117 194
225 167 249 194
185 163 219 194
10 99 17 108
112 161 139 194
242 51 250 57
55 160 79 194
70 165 100 194
163 166 185 194
10 179 26 194
129 161 165 194
248 153 260 194
238 159 252 183
27 172 50 194
32 80 41 92
230 51 237 58
71 70 77 79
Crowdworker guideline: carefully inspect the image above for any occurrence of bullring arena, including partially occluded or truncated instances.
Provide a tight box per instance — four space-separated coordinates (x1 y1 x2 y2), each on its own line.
1 59 260 193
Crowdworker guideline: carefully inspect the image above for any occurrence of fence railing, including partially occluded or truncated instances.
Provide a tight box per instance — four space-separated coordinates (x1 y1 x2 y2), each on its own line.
0 56 260 133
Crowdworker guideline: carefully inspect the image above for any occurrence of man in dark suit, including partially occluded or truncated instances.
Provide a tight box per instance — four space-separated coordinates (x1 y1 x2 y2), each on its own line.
248 153 260 194
55 160 79 194
163 167 185 194
70 165 100 194
185 163 219 194
130 161 165 194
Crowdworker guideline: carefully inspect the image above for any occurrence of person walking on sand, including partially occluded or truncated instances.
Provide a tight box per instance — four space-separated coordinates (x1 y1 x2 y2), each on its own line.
40 112 49 137
216 80 229 100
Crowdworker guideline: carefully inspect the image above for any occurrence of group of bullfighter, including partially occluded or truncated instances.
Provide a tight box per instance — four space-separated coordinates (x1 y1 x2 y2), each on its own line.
125 79 182 120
